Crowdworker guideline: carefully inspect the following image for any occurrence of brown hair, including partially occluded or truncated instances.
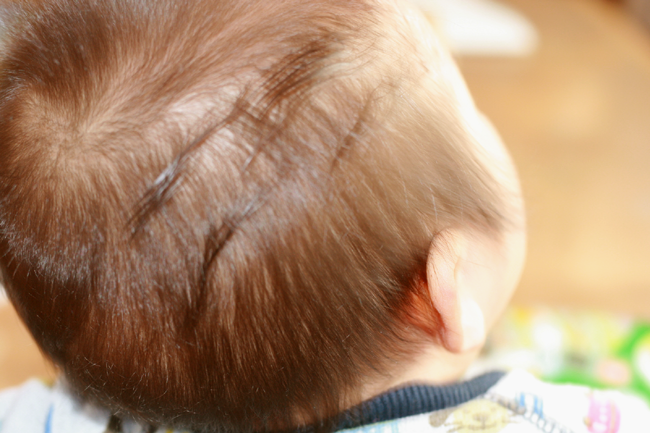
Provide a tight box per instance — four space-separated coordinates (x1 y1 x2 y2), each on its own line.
0 0 504 431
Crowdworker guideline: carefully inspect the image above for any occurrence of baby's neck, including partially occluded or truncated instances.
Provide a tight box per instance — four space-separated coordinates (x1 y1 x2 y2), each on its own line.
359 344 482 403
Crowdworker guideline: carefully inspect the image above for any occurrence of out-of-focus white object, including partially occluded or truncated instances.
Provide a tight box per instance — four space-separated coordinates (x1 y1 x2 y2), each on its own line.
410 0 539 56
0 283 6 306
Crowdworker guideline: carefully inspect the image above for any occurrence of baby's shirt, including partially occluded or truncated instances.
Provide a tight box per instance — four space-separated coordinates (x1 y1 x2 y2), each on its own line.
0 370 647 432
340 369 649 433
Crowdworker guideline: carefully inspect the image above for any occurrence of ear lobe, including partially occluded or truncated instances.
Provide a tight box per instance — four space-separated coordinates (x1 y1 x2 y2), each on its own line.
457 293 485 352
426 230 485 354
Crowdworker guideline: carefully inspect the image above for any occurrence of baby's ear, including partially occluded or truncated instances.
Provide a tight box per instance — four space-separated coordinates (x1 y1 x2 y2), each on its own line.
425 229 486 354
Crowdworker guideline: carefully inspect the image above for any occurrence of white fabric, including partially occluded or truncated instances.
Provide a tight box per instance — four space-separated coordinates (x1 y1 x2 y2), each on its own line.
0 379 110 433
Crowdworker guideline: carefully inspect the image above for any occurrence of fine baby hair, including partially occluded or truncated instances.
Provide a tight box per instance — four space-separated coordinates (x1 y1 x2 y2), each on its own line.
0 0 511 431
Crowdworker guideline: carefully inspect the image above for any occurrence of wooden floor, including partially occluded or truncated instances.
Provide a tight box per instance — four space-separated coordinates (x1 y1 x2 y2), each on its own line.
0 304 56 388
2 0 650 388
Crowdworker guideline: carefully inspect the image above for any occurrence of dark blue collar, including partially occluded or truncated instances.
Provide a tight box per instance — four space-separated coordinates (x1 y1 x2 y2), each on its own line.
333 371 505 430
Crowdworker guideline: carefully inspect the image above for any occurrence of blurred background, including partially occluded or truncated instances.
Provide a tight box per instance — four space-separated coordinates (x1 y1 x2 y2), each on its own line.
1 0 650 390
450 0 650 316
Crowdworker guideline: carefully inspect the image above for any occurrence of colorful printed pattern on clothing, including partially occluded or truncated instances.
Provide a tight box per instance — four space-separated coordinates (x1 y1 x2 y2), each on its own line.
339 370 649 433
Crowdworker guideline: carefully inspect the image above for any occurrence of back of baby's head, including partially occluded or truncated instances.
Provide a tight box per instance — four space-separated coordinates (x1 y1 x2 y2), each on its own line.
0 0 504 431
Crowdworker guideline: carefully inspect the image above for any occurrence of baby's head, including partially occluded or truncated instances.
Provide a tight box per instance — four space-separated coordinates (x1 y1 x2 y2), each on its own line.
0 0 525 431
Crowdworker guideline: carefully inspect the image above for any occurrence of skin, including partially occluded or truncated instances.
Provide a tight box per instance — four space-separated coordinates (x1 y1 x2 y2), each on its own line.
361 0 528 399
